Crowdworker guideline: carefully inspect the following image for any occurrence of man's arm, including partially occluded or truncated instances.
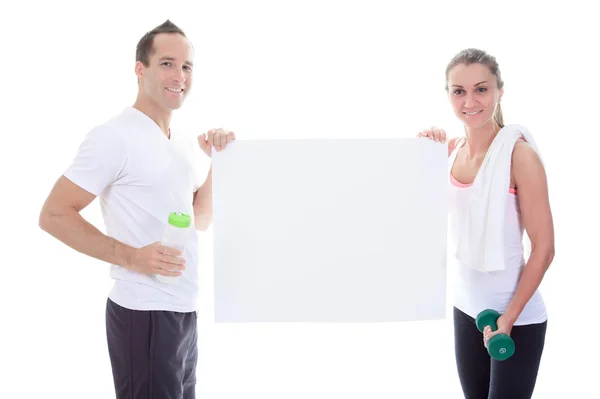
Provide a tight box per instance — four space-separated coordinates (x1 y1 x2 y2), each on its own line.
193 127 236 231
39 176 133 266
39 176 185 276
193 166 212 231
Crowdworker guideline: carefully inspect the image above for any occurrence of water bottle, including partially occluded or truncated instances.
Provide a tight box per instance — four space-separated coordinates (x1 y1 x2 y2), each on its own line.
156 212 191 284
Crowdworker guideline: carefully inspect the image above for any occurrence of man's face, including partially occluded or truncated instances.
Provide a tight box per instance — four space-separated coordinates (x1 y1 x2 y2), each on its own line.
136 33 194 111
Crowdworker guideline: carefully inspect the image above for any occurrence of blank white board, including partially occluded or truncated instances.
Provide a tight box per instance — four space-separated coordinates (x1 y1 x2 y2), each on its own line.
212 138 447 322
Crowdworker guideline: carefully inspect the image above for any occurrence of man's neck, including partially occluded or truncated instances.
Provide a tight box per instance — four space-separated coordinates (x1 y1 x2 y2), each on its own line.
133 96 172 139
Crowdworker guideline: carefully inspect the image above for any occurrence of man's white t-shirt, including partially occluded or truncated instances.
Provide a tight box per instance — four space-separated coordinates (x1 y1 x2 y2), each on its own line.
64 106 205 312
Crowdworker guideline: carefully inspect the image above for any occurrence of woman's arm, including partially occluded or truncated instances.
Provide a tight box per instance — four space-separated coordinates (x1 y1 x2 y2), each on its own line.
494 141 555 333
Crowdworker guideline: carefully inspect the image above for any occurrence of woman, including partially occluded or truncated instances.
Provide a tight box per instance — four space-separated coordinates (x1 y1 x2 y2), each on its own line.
419 48 555 398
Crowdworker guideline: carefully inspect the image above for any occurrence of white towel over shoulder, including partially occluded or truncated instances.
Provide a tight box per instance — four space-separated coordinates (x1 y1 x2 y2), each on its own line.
455 124 543 272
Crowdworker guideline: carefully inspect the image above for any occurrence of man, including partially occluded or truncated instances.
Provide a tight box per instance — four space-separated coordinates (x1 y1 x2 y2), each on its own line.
38 20 234 398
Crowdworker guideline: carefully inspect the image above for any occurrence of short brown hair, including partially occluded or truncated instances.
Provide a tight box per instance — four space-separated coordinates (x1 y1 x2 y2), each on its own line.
136 20 187 67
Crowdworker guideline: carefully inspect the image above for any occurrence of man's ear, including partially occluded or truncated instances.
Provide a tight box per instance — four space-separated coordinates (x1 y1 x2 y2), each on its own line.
135 61 145 80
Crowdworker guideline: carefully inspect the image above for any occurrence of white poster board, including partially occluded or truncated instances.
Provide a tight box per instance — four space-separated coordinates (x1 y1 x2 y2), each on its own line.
212 139 447 322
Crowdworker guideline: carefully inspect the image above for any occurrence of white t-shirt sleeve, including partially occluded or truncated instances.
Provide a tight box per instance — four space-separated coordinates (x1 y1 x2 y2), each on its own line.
63 126 128 196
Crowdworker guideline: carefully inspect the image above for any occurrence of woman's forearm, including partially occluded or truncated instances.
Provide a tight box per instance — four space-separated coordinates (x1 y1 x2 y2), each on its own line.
503 246 554 324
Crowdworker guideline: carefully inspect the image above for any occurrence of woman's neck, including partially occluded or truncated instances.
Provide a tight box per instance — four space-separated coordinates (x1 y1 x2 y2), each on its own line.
463 120 501 160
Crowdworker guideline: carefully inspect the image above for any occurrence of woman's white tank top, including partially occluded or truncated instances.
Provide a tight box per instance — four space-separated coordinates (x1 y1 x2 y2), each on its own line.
448 138 547 325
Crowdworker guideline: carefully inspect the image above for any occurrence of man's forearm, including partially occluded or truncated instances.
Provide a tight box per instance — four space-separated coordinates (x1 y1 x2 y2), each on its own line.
39 207 134 268
193 166 213 230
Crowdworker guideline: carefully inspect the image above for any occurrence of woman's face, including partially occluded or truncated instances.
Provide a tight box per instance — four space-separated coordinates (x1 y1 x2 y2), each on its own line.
447 63 503 129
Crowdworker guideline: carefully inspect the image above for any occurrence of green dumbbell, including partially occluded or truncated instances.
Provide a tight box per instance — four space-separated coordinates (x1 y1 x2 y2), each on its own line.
475 309 515 361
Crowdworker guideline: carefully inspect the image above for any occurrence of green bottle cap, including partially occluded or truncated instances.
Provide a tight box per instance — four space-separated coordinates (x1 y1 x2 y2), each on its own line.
168 212 191 228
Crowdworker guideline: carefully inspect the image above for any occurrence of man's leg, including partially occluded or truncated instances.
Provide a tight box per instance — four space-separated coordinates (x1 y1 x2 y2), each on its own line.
149 307 198 399
105 297 152 399
106 298 198 398
182 312 198 399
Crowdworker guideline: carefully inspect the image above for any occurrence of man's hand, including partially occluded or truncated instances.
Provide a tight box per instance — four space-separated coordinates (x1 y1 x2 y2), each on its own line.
198 128 236 157
127 242 186 277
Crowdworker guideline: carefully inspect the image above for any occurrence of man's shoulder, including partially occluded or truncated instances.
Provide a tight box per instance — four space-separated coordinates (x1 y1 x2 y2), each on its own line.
102 107 134 131
79 109 135 153
91 107 147 144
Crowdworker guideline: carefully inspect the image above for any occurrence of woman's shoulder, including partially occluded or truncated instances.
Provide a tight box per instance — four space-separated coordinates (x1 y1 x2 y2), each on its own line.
512 139 540 163
448 136 465 156
510 137 544 186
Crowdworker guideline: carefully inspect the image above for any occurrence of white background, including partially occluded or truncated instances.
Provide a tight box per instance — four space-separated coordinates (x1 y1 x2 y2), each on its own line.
1 0 598 398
